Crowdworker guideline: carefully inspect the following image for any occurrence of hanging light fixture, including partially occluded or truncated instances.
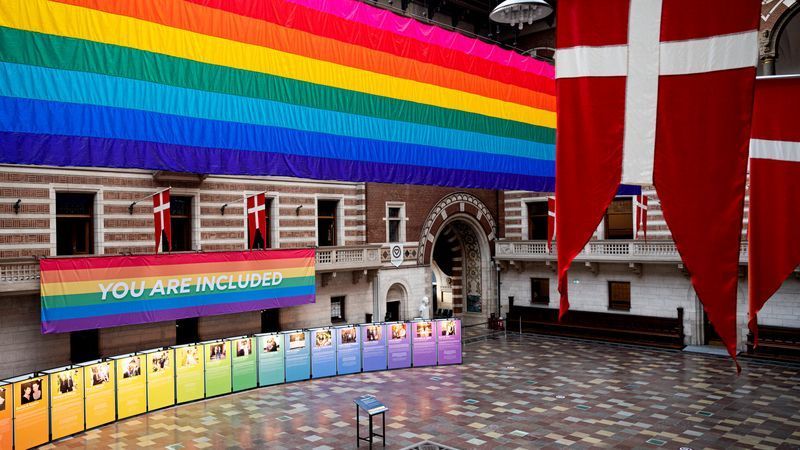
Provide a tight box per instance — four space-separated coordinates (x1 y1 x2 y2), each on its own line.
489 0 553 30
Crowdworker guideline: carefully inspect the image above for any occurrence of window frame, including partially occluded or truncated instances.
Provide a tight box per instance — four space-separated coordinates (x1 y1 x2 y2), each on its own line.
316 197 343 247
330 296 346 323
169 194 195 252
608 281 632 311
525 199 550 240
603 197 634 240
384 202 407 244
53 189 102 256
530 277 550 305
247 196 274 250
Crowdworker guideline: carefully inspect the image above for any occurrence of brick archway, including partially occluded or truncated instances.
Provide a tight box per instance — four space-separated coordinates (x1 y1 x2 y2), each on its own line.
418 192 496 265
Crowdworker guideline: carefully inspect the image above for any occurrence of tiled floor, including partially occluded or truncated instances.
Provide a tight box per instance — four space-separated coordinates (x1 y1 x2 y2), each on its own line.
45 334 800 449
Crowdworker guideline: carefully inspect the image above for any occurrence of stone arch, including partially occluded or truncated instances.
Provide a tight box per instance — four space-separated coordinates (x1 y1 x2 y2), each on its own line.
760 1 800 74
418 192 496 265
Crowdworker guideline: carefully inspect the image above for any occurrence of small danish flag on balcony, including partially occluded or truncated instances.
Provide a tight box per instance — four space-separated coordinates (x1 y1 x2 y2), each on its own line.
555 0 760 364
153 188 171 253
246 192 268 249
748 76 800 347
634 194 648 241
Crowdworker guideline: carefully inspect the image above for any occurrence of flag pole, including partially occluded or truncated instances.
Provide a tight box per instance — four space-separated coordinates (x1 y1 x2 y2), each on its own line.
128 186 171 214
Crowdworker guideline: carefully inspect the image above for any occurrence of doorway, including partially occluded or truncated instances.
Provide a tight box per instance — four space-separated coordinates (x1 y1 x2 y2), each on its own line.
702 310 724 347
386 301 400 321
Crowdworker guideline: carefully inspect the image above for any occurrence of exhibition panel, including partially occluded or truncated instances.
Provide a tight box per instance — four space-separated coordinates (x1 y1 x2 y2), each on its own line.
411 320 437 367
336 325 362 375
361 323 387 372
174 344 205 404
81 360 116 429
283 330 311 382
256 334 285 386
230 337 257 392
0 381 11 450
113 354 147 420
387 322 412 370
45 366 85 440
9 374 49 449
310 328 336 379
436 319 463 365
203 340 232 398
145 349 175 411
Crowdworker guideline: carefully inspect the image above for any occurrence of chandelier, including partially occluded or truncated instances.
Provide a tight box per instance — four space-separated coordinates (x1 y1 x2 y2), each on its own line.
489 0 553 30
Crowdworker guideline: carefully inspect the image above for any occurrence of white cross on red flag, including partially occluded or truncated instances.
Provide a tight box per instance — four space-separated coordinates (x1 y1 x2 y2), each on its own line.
634 194 648 241
748 76 800 347
152 188 171 253
246 192 268 249
555 0 760 366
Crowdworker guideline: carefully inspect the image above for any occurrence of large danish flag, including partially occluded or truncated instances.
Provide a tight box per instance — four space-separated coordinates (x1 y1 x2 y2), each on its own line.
246 192 268 249
748 76 800 346
153 188 171 253
555 0 760 363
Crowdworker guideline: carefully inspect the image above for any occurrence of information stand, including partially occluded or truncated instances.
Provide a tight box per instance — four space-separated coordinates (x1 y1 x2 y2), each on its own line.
80 360 116 429
7 373 48 450
311 328 336 378
0 381 12 450
113 353 146 419
284 330 311 382
229 336 257 392
202 340 232 397
361 323 387 372
144 348 175 411
256 333 285 386
336 325 362 375
354 395 387 448
174 344 205 403
44 365 84 440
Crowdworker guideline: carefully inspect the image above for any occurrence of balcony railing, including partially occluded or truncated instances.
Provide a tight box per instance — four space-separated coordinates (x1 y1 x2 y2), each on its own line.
315 245 383 272
496 240 749 264
0 257 40 293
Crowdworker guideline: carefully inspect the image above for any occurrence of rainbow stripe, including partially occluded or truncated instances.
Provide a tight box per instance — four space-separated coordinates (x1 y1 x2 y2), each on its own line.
40 250 316 334
0 0 556 191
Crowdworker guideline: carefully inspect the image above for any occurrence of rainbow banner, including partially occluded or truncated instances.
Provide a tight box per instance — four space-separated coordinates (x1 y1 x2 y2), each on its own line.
40 249 315 334
0 0 556 191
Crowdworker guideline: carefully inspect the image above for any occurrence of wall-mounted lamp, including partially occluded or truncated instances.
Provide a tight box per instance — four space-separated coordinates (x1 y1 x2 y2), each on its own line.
295 205 303 215
128 202 138 215
220 204 228 216
12 199 21 214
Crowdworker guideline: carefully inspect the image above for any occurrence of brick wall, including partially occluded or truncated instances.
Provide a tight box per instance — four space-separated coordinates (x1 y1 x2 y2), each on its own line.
0 294 70 379
364 183 500 244
100 322 176 357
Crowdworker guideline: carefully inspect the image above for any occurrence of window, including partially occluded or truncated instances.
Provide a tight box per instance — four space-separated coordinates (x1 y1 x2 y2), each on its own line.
56 192 95 255
330 296 346 323
386 204 405 243
175 317 199 345
170 196 193 251
530 278 550 305
527 201 548 240
249 198 273 249
317 200 339 247
70 329 99 364
604 198 633 239
608 281 631 311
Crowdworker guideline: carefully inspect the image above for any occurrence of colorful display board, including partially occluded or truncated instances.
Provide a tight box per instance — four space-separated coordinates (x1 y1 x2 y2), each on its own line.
40 249 316 334
0 0 556 192
256 334 285 386
387 322 412 369
83 360 116 428
411 321 437 367
0 382 10 450
284 331 311 382
175 344 205 403
361 323 387 372
46 366 85 440
10 375 48 449
204 341 232 397
145 349 175 411
230 337 257 392
436 319 462 365
311 328 336 378
114 354 147 419
336 325 362 375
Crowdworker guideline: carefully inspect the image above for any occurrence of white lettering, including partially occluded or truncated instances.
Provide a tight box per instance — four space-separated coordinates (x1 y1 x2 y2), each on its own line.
272 272 283 286
180 277 192 294
250 273 262 288
130 280 145 298
150 279 165 296
216 275 228 291
111 281 129 299
99 282 113 301
262 272 271 287
200 276 214 292
166 278 180 295
237 274 249 289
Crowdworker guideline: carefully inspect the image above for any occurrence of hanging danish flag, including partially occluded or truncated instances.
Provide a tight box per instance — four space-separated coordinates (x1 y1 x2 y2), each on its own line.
246 192 268 249
547 197 556 252
748 76 800 347
153 188 171 253
634 194 648 241
555 0 760 364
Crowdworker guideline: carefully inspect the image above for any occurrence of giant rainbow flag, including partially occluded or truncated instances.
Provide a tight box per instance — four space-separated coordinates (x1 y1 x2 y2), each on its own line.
0 0 556 191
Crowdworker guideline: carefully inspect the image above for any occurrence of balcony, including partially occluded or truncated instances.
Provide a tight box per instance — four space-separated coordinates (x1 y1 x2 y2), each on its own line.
495 240 749 265
314 245 383 273
0 257 40 294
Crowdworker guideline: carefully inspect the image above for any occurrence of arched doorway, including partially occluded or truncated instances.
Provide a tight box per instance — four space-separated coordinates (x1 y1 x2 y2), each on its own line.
419 193 497 324
385 283 407 322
